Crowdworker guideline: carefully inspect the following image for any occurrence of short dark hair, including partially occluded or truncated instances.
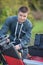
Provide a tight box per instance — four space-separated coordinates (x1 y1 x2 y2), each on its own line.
18 6 29 13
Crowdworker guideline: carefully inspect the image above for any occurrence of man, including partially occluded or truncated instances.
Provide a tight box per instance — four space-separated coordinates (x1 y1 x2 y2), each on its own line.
0 6 32 59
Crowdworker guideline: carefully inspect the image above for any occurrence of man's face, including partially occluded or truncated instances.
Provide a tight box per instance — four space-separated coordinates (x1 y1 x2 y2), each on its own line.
18 11 28 23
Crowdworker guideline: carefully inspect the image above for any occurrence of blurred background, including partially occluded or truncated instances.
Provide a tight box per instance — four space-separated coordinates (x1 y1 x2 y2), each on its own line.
0 0 43 45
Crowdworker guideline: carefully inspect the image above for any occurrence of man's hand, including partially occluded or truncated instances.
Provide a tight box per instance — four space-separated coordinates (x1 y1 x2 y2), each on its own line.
6 39 10 43
14 45 20 50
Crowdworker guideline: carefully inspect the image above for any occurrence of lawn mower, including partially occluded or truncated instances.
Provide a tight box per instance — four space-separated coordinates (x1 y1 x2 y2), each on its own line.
0 34 43 65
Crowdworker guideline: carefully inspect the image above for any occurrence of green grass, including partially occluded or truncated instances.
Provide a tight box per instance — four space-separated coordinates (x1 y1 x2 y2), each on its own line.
32 20 43 33
30 20 43 45
0 64 2 65
31 20 43 38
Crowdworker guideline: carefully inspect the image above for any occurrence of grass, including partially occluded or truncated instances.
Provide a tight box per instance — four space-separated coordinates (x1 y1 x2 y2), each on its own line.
32 20 43 34
30 20 43 45
0 64 2 65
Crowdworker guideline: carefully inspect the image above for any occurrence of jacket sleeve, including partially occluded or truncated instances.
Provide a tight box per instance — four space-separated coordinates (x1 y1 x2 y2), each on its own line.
0 17 11 36
20 21 32 49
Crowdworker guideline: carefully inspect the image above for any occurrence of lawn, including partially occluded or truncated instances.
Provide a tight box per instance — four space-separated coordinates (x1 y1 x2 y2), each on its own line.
29 20 43 45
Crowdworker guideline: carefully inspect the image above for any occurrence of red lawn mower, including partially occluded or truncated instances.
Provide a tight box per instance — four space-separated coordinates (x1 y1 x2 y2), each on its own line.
0 34 43 65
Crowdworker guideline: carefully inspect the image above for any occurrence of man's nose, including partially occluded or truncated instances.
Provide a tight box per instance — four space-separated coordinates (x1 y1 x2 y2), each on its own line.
21 16 24 19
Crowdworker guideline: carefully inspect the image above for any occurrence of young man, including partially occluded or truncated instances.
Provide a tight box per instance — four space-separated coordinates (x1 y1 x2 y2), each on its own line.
0 6 32 59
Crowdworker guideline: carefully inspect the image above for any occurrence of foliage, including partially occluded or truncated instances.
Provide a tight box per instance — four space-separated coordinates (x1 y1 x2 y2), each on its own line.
0 0 43 24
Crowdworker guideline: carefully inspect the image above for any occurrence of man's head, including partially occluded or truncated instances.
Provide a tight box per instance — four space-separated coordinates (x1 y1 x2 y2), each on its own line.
18 6 29 23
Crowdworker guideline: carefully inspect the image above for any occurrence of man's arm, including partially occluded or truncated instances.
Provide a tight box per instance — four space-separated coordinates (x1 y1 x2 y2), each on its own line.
20 21 32 49
0 17 12 36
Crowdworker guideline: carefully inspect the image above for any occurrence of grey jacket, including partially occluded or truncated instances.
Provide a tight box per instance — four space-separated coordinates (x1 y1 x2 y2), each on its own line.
0 16 32 48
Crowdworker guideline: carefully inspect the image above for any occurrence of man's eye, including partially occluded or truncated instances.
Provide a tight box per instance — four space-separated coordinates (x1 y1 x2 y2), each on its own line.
20 14 22 16
20 14 26 17
24 16 26 17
